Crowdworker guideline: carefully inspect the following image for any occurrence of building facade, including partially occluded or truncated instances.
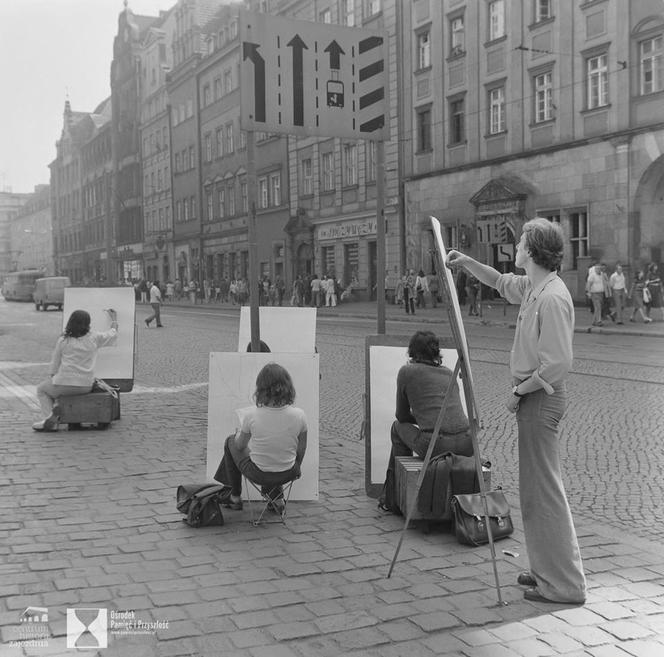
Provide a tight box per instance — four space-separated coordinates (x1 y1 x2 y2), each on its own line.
400 0 664 301
9 185 53 275
0 191 29 277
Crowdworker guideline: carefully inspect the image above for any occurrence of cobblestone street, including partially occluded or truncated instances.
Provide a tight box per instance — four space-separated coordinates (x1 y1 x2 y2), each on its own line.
1 299 663 656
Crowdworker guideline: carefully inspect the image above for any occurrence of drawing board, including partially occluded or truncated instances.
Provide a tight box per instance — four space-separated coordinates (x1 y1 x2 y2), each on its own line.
63 287 136 390
206 352 319 500
364 335 464 497
237 307 317 353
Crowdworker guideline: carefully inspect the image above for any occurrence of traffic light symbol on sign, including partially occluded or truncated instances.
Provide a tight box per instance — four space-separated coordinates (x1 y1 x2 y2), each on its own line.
327 80 344 107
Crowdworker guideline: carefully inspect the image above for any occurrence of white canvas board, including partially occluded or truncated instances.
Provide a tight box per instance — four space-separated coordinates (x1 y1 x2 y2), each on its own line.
237 307 316 353
430 216 475 394
369 345 464 485
62 287 135 380
206 352 319 500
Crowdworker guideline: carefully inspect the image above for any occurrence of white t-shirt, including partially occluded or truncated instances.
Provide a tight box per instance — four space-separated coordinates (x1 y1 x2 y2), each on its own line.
51 329 118 387
238 405 308 472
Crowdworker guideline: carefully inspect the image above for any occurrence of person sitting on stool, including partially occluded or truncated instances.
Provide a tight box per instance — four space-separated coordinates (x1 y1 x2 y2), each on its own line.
213 363 307 514
33 309 118 432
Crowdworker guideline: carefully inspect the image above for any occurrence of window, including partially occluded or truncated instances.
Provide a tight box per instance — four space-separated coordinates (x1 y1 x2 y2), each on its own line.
365 0 380 17
190 196 196 219
183 198 189 222
321 152 335 191
450 16 465 55
205 134 212 162
489 86 505 134
162 127 168 149
302 158 313 195
640 36 663 95
320 8 331 23
258 177 268 209
206 191 213 220
224 69 233 94
534 0 551 22
534 71 553 122
343 0 355 26
489 0 505 41
176 200 182 222
587 54 608 109
230 20 238 39
214 77 222 100
239 131 247 150
189 146 195 169
225 123 234 153
228 186 236 215
449 98 465 144
203 84 211 106
174 153 180 173
270 172 281 206
157 169 163 191
216 127 224 157
568 210 588 270
366 141 376 182
322 245 336 274
343 143 358 186
186 99 193 118
417 31 431 69
416 107 432 152
241 181 248 213
218 188 225 218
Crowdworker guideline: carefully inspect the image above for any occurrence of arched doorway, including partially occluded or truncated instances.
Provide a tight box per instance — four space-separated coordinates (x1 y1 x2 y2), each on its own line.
296 243 313 277
633 154 664 267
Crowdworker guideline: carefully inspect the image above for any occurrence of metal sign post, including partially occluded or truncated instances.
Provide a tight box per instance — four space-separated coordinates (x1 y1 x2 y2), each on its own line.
376 140 385 334
246 130 260 352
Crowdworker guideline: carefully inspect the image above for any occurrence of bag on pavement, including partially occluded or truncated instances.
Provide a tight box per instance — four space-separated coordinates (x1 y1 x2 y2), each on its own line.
451 490 514 546
176 483 229 527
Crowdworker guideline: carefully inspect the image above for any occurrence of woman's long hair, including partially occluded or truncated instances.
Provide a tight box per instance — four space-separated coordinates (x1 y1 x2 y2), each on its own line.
254 363 295 407
63 310 91 338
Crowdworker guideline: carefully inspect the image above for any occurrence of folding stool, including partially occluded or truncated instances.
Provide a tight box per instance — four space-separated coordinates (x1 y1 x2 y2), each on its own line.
243 477 296 526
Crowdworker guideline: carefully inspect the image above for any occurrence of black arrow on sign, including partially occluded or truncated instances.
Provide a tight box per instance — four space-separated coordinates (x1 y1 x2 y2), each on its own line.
324 40 345 70
287 34 307 126
243 42 266 122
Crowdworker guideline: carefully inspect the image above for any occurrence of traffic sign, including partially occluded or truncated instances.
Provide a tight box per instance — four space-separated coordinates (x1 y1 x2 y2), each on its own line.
240 11 389 140
497 243 514 262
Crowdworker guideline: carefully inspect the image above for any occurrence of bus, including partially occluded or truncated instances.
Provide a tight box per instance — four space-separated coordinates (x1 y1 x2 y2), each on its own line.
1 270 43 301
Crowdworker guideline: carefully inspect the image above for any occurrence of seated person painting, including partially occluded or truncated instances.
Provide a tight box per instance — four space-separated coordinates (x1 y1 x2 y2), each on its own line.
33 308 118 432
380 330 473 510
214 363 307 514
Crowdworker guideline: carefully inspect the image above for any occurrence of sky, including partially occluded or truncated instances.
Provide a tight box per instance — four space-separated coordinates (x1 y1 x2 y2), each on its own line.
0 0 169 194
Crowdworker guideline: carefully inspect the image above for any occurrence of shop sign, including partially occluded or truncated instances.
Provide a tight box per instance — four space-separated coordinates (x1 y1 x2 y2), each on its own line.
318 219 376 241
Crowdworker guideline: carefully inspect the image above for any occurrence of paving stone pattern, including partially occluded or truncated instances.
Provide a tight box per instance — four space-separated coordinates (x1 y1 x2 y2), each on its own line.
1 301 664 656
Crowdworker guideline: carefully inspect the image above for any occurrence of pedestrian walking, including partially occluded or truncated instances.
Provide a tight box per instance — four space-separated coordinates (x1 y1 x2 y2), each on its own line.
395 276 404 306
466 275 479 316
428 272 439 308
165 280 174 303
310 273 322 308
33 308 119 432
325 275 337 307
145 280 164 327
628 269 652 323
646 263 663 321
403 270 416 314
415 270 428 308
447 217 587 605
585 263 605 326
608 263 626 324
275 275 285 306
600 264 614 322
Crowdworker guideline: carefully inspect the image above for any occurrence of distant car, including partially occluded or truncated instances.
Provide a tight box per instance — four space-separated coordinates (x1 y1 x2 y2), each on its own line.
33 276 70 311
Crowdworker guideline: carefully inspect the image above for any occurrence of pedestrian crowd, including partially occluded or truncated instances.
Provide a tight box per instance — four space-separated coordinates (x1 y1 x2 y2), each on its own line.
584 261 663 326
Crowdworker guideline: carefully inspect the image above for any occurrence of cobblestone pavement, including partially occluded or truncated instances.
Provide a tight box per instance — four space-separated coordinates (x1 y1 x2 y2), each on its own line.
1 299 664 656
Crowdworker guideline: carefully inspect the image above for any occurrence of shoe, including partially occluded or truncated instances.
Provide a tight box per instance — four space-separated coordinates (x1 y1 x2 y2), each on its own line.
223 495 243 511
617 321 623 325
268 498 286 515
145 319 150 327
645 318 653 323
156 324 164 328
32 415 59 432
629 318 636 322
517 572 537 587
523 587 584 605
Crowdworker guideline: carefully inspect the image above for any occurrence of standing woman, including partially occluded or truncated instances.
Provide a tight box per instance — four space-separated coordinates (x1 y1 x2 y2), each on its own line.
33 309 118 432
646 263 663 321
447 218 586 604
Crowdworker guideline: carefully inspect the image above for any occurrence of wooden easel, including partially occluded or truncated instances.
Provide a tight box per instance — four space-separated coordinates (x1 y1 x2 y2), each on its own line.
387 217 505 606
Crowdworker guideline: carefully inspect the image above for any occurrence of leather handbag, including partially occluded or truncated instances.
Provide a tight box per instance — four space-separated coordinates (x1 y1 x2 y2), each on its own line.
176 484 229 528
451 490 514 546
